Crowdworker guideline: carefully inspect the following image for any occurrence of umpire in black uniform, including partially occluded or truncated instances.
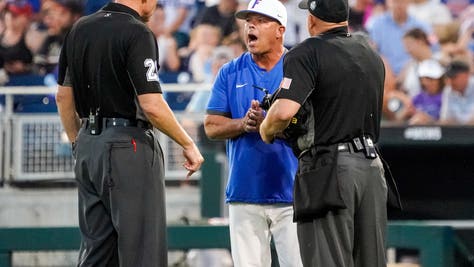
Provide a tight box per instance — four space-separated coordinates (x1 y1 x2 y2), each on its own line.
55 1 204 266
260 0 400 266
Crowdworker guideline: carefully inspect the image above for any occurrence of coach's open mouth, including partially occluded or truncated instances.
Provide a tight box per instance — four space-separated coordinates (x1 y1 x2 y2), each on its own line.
248 33 258 45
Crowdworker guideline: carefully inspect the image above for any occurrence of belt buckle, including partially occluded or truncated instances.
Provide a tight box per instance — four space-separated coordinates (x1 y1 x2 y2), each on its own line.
106 118 131 127
338 143 352 153
337 144 347 151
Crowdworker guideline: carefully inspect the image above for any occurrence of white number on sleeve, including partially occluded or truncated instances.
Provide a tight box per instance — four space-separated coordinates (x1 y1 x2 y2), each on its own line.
144 58 159 82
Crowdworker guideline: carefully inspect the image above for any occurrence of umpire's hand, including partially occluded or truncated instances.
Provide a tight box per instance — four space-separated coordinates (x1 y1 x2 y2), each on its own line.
243 100 265 133
182 143 204 179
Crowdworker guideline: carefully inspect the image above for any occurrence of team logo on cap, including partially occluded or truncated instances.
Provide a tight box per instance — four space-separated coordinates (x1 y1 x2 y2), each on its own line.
310 0 317 11
251 0 262 8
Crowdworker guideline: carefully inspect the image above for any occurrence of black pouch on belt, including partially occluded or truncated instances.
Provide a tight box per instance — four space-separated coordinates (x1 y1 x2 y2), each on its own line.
293 144 347 222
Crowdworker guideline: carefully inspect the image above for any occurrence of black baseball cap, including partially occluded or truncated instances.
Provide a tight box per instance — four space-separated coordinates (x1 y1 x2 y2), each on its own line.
298 0 349 23
445 60 470 78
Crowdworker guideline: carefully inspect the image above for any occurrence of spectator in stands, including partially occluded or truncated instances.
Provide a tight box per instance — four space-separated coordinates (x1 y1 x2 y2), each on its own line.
0 0 6 33
367 0 432 75
194 0 238 39
408 0 453 30
0 0 7 83
441 0 474 18
436 21 462 64
221 33 246 57
148 3 181 72
409 59 445 125
181 24 222 82
34 0 83 75
0 1 35 75
23 0 51 55
384 85 417 123
158 0 197 48
26 0 40 12
458 13 474 66
400 28 436 97
436 19 474 70
25 0 43 24
458 4 474 25
280 0 308 48
440 60 474 124
349 0 377 32
204 46 233 83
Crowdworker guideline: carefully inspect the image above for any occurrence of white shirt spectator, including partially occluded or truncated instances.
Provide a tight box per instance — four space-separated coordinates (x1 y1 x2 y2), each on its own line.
158 0 197 34
409 0 453 26
441 76 474 124
281 0 309 48
402 54 443 97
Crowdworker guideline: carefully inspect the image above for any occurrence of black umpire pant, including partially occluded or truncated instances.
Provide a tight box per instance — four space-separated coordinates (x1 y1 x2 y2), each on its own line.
73 124 166 267
297 150 387 267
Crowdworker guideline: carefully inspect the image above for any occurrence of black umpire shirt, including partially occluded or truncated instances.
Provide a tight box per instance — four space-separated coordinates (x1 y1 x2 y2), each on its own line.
276 26 385 145
57 3 162 120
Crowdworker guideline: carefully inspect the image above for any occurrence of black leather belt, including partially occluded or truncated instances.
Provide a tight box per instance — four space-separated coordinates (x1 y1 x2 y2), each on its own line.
299 142 359 158
299 136 377 159
103 118 152 129
339 136 377 159
81 118 152 130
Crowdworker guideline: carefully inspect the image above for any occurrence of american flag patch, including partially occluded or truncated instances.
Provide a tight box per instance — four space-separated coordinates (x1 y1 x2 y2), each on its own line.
280 77 292 89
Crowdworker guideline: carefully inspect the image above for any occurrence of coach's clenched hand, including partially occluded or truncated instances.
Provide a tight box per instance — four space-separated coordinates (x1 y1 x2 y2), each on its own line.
242 100 265 133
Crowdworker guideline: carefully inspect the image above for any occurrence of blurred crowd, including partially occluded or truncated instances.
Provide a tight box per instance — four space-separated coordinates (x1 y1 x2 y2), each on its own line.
0 0 473 125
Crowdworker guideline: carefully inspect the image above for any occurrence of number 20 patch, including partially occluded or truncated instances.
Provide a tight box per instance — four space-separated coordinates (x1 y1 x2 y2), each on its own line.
144 58 159 82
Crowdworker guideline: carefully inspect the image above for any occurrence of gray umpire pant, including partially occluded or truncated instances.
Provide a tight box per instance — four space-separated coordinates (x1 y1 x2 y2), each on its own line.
297 151 387 267
73 125 166 267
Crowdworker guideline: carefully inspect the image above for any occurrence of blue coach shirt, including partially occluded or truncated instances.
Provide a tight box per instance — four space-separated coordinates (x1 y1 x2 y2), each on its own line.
207 52 297 204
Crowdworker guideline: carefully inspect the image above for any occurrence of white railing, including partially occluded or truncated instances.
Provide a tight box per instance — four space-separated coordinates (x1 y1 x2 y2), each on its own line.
0 83 211 182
